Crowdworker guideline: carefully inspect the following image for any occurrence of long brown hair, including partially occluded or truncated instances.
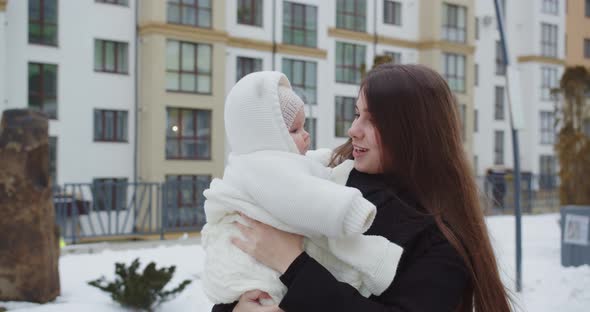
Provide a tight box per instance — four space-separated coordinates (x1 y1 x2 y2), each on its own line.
331 64 512 311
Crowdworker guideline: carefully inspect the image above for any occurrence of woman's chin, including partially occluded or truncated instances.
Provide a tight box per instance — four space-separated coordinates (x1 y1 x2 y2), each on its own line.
353 160 368 173
354 159 382 174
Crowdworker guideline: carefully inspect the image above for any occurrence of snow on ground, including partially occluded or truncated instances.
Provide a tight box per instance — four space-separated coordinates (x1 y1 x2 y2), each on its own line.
2 213 589 311
486 214 590 311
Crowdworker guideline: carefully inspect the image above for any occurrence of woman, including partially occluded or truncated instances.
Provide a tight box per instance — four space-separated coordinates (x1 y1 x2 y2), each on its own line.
214 64 512 312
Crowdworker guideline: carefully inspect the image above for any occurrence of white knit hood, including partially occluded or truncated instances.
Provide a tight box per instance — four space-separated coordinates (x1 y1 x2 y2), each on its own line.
225 71 299 155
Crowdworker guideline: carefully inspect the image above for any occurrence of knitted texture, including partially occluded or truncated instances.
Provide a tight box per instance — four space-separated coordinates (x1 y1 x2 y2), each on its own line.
278 85 304 129
202 151 402 305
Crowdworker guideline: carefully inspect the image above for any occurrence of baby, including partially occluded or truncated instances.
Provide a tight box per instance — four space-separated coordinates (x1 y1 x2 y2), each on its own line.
201 71 403 305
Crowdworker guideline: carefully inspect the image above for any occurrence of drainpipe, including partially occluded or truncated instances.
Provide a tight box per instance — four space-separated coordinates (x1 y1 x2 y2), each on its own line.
373 0 377 59
133 0 139 185
132 0 140 232
272 0 276 70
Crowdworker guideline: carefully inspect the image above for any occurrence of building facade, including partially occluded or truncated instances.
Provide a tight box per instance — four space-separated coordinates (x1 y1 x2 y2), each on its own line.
223 0 475 161
473 0 565 183
137 0 226 187
0 0 136 187
566 0 590 68
0 0 480 188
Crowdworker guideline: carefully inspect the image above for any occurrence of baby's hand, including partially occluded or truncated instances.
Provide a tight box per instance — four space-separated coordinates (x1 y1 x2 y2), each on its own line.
234 290 283 312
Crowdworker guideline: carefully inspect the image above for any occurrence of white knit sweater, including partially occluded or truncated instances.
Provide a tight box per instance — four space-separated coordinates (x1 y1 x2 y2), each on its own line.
201 71 403 305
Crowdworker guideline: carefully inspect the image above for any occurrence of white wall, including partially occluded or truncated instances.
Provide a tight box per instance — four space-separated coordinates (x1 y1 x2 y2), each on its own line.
226 0 274 42
225 47 273 92
375 0 420 40
3 0 136 184
376 44 419 64
474 0 511 175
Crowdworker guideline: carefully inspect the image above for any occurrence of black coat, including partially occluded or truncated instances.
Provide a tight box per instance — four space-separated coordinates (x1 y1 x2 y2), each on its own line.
212 169 470 312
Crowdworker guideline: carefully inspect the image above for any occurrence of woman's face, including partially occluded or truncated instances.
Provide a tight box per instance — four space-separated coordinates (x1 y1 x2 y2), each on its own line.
348 94 384 174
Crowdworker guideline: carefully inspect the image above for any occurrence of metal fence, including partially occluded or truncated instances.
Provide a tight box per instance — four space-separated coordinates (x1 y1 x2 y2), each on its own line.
477 174 560 215
54 180 207 244
54 174 560 243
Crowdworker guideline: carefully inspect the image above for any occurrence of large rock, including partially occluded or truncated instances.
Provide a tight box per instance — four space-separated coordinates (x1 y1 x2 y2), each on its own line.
0 109 60 303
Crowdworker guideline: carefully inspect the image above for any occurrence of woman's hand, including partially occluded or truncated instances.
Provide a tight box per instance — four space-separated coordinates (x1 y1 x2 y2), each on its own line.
233 290 283 312
232 213 304 274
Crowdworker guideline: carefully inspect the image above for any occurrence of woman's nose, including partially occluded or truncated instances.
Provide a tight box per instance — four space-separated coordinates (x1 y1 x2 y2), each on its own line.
348 119 361 139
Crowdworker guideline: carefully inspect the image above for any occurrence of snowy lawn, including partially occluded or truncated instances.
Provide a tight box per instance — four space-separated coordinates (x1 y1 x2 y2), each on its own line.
1 213 589 311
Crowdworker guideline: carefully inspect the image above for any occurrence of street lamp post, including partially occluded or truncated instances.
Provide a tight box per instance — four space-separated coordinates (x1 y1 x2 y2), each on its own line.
493 0 524 292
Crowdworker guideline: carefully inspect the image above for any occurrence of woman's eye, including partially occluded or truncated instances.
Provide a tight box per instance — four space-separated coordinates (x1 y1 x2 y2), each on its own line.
354 113 360 119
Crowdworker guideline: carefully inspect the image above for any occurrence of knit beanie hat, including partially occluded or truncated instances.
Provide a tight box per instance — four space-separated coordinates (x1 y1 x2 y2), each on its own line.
278 86 304 129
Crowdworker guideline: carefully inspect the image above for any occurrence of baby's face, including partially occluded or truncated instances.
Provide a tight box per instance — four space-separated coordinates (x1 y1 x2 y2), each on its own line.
289 109 310 154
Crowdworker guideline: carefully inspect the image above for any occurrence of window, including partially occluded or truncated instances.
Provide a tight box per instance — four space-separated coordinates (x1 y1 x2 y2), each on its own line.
539 155 556 189
474 109 478 132
474 63 479 86
541 67 558 100
541 23 558 57
96 0 128 5
237 0 262 26
166 175 211 211
494 86 505 120
474 155 478 174
494 130 504 165
584 119 590 136
587 0 590 17
542 0 558 15
92 178 128 211
499 0 506 19
336 0 366 32
336 42 366 84
167 0 211 28
236 57 262 82
335 96 356 137
166 108 212 160
28 63 57 119
384 0 402 26
282 59 317 105
585 39 590 59
94 110 128 142
384 51 402 64
443 53 466 93
540 111 555 144
475 17 479 40
283 2 317 48
305 117 317 150
166 40 212 94
496 41 506 76
458 103 466 141
94 40 129 74
442 3 467 43
49 136 57 185
28 0 58 46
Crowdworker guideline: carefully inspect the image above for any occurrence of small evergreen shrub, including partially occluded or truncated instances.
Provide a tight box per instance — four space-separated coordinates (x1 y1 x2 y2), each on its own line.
88 258 191 311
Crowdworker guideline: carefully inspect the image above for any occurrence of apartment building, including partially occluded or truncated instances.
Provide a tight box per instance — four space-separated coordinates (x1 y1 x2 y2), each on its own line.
566 0 590 68
136 0 227 228
0 0 136 187
223 0 475 159
474 0 565 184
